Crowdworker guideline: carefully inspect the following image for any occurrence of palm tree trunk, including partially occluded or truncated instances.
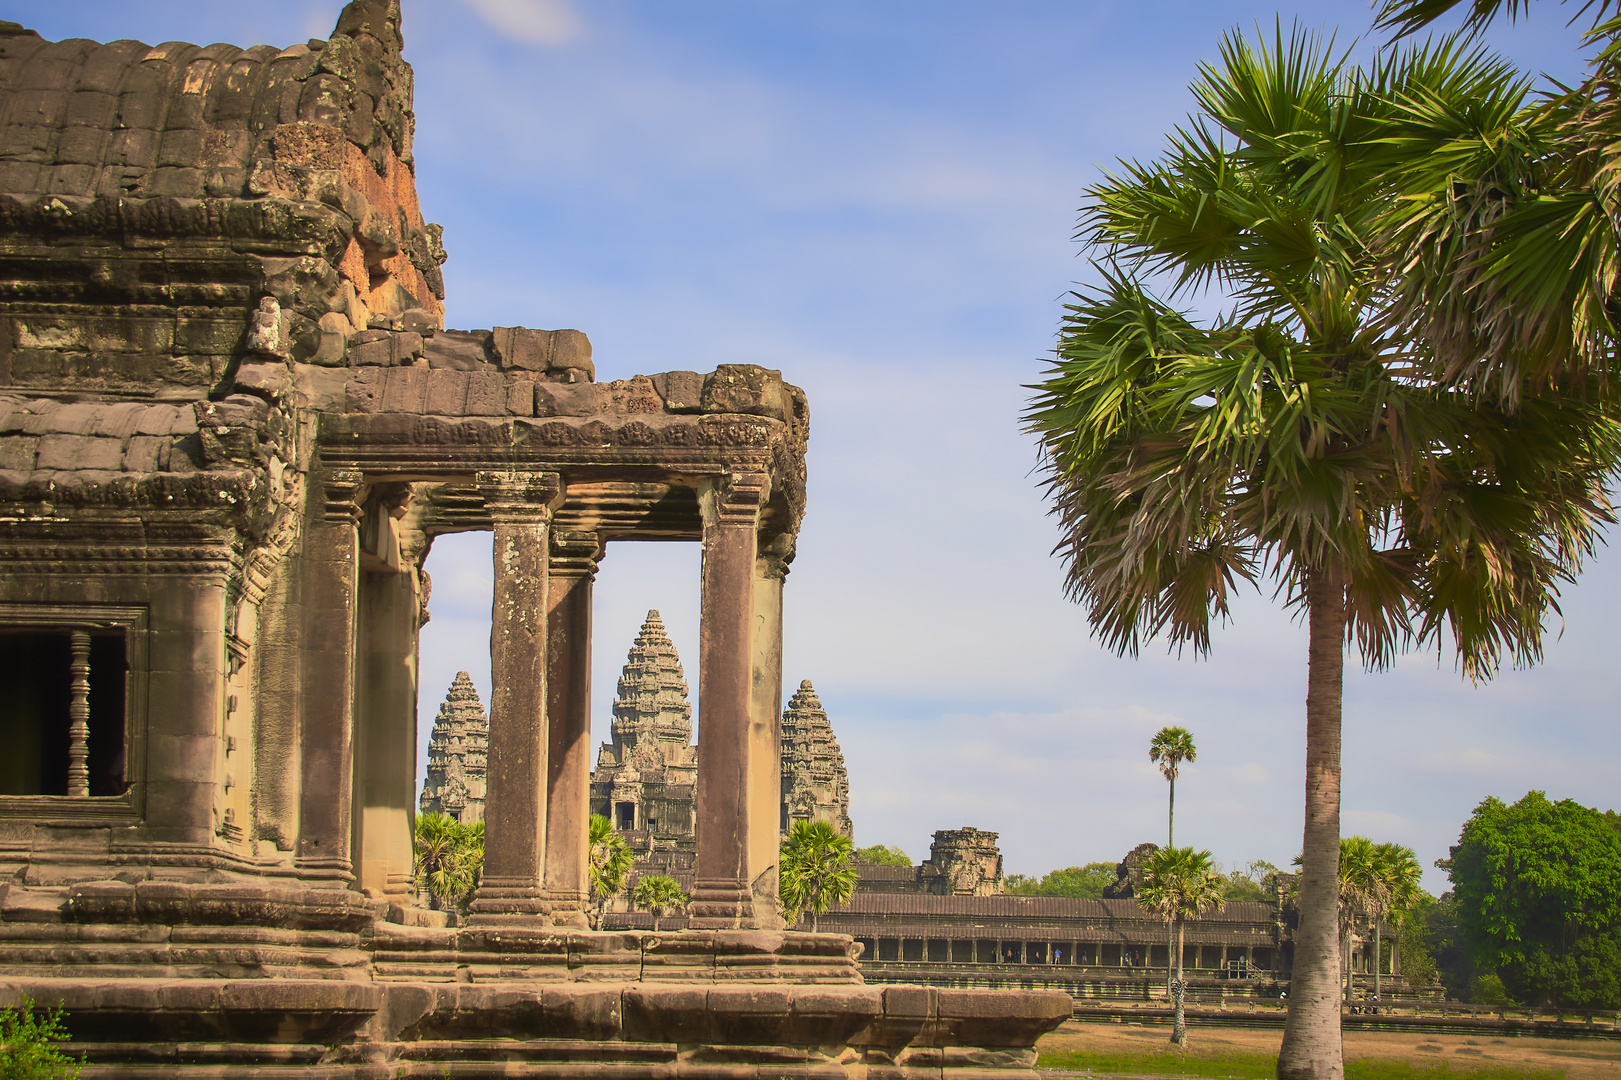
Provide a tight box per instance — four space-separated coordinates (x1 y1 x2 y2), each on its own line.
1168 774 1176 1001
1278 563 1347 1080
1171 917 1187 1046
1374 916 1382 1004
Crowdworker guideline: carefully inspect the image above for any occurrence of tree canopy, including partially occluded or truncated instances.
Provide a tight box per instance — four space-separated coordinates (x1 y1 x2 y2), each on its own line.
853 843 911 867
780 820 858 932
1440 791 1621 971
1005 863 1118 898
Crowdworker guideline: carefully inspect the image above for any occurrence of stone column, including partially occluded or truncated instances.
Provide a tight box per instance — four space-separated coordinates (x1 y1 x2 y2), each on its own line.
468 471 562 924
296 468 362 879
543 529 602 928
689 473 768 929
746 534 791 929
354 540 420 896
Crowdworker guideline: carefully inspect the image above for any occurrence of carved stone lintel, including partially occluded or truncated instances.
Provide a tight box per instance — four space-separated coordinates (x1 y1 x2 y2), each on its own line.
548 529 603 579
700 471 770 530
756 532 795 581
321 469 364 525
475 470 563 522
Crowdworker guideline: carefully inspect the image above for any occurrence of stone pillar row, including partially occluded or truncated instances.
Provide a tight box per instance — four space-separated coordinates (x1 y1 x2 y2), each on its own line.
307 464 787 928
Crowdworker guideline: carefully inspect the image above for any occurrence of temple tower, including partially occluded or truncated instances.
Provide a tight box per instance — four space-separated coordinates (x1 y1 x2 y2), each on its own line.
590 611 699 842
418 672 490 824
780 680 852 837
920 827 1005 896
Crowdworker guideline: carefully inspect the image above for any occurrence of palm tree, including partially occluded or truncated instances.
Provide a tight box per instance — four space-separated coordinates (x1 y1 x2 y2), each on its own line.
1337 836 1382 1003
1149 725 1196 998
778 819 858 932
1026 26 1619 1080
1373 0 1621 404
414 812 478 912
1135 846 1226 1046
631 874 689 932
588 813 634 930
1369 842 1423 1002
1149 727 1197 847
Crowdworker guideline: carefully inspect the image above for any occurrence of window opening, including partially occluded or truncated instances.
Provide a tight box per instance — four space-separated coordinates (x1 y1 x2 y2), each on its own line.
0 628 129 797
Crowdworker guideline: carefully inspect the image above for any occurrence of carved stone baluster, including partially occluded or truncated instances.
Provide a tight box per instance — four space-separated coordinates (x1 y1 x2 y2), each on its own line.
67 629 91 797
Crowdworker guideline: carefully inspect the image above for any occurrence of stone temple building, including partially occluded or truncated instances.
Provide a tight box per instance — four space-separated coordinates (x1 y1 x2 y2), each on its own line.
0 2 1070 1069
588 612 854 889
417 670 488 823
780 678 853 836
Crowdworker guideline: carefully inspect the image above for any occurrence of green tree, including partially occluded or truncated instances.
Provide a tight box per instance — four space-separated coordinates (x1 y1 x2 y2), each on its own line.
1439 791 1621 1006
1369 842 1423 1002
1394 895 1440 989
779 819 858 932
413 812 481 913
1025 26 1618 1080
588 813 634 930
1135 846 1226 1047
1218 859 1280 903
1006 863 1117 898
0 996 80 1079
853 844 911 867
630 874 688 932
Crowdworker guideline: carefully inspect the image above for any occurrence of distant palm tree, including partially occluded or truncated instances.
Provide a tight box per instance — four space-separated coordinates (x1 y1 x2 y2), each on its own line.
588 813 634 930
1149 726 1198 848
1370 842 1423 1003
1337 836 1381 1003
631 874 689 932
1136 846 1226 1046
779 819 858 932
1149 726 1197 998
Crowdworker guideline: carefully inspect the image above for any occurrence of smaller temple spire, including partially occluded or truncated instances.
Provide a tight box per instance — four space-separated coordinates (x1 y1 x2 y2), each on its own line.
780 679 852 838
418 671 490 823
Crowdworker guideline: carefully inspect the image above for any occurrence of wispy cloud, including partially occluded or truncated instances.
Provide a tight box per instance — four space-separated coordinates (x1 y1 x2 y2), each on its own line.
459 0 582 46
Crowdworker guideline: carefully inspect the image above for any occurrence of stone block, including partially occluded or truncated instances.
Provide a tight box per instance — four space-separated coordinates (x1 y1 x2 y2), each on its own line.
621 985 711 1043
44 163 96 197
42 402 103 435
390 331 425 363
464 371 506 416
54 123 108 164
143 733 218 784
144 166 202 198
424 329 490 370
348 337 390 367
505 377 536 416
397 308 440 335
122 435 166 473
423 369 467 416
652 370 703 412
133 404 190 436
883 986 936 1020
381 367 426 413
85 401 148 439
0 436 39 472
233 362 292 402
489 327 594 380
702 364 787 419
34 433 122 471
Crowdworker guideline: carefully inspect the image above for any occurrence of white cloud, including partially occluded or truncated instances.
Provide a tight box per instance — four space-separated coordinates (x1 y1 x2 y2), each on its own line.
459 0 582 46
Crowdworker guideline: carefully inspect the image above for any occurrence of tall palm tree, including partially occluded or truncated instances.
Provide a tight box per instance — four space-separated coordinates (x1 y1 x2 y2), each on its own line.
1149 727 1198 847
1026 26 1619 1080
778 819 858 932
630 874 689 932
1149 725 1197 998
1337 836 1382 1002
1136 846 1227 1047
1369 842 1423 1002
588 813 634 930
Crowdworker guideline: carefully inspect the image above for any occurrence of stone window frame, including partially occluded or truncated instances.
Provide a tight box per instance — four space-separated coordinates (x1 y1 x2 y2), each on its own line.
0 603 148 821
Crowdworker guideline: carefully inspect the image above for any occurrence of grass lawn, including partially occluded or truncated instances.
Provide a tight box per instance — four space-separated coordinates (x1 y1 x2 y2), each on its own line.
1036 1020 1620 1080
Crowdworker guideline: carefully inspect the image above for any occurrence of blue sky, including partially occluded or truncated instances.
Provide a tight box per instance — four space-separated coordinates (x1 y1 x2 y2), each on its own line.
24 1 1614 893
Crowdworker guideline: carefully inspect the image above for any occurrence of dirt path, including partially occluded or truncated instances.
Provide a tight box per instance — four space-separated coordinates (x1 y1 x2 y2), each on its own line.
1039 1019 1621 1079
